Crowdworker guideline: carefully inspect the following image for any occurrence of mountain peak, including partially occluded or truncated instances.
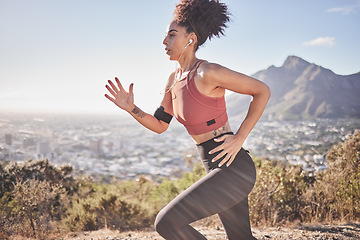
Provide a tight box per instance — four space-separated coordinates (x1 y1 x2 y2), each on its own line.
228 55 360 120
282 56 311 70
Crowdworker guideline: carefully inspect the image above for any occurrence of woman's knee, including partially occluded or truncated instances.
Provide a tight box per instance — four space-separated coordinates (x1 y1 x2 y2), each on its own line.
154 208 172 235
154 206 184 236
154 211 163 233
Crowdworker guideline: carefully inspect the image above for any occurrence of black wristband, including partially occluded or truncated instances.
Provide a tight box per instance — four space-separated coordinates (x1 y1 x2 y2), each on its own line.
154 106 173 124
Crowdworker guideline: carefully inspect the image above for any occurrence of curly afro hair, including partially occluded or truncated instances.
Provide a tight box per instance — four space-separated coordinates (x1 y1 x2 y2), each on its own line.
173 0 230 50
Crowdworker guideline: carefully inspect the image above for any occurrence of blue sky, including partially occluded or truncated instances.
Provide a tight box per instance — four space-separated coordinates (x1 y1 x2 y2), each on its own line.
1 0 359 114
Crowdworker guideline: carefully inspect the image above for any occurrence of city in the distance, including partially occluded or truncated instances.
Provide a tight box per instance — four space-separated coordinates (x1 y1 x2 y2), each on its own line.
1 112 359 182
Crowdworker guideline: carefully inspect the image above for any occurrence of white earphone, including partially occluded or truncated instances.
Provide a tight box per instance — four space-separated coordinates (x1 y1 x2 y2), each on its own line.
184 39 194 49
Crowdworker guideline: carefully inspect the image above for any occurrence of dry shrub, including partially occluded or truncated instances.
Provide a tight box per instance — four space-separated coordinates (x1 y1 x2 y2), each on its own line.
2 179 65 239
250 130 360 226
249 158 313 226
302 130 360 222
0 160 72 238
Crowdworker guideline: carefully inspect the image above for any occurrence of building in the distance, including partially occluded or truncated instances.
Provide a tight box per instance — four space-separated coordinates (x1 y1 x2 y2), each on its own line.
5 134 12 146
89 139 103 155
37 141 51 158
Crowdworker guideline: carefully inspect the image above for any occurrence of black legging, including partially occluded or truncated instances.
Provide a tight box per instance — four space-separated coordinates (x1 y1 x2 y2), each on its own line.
154 133 257 239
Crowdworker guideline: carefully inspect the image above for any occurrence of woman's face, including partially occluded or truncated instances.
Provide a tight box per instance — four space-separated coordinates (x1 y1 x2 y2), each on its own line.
163 21 191 61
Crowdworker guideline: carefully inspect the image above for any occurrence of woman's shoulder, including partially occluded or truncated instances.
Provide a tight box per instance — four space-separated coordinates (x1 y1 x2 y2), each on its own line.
198 60 227 78
166 71 176 84
168 71 176 79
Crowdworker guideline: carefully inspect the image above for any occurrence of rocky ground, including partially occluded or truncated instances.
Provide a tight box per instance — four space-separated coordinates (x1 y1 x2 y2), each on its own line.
59 223 360 240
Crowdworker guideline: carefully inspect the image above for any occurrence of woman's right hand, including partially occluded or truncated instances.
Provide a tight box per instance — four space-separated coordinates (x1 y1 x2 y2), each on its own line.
105 77 134 112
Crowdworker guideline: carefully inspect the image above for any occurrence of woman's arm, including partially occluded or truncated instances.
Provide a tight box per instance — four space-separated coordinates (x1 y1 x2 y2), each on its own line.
201 63 271 166
105 76 174 134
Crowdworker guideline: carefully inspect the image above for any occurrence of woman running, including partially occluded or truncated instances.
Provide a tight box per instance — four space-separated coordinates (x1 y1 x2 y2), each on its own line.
105 0 270 239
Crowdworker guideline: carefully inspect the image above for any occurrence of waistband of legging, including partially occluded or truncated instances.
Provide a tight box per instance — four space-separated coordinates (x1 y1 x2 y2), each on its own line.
196 132 234 147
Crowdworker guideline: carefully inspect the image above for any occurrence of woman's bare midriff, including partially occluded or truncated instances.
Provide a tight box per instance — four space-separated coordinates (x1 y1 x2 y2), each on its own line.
191 121 232 144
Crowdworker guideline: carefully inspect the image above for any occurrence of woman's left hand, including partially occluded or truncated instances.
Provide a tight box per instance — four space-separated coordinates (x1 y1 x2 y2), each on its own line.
209 134 245 167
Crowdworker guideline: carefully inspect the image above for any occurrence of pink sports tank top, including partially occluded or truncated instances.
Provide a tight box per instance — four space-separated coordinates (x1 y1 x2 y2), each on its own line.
171 60 228 135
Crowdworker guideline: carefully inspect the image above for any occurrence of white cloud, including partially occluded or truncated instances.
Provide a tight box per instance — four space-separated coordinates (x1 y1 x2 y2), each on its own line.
327 0 360 15
302 37 336 47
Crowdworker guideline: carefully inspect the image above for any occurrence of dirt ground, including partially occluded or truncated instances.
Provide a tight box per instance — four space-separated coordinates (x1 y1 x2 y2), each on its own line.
59 222 360 240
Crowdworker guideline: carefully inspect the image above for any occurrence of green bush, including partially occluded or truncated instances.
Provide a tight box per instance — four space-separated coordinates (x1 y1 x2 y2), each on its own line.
62 182 154 232
150 162 206 210
64 194 141 231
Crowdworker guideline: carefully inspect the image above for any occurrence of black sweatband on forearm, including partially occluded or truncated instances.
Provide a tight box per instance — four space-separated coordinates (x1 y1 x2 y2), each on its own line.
154 106 173 124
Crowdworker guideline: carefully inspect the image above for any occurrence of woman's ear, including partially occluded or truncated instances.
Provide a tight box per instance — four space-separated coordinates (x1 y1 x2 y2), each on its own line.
189 33 198 45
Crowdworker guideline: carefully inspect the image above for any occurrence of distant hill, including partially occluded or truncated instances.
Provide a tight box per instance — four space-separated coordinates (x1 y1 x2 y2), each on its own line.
226 56 360 120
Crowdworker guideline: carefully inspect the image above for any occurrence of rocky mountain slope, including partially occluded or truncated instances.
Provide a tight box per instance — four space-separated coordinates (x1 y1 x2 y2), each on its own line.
226 56 360 120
